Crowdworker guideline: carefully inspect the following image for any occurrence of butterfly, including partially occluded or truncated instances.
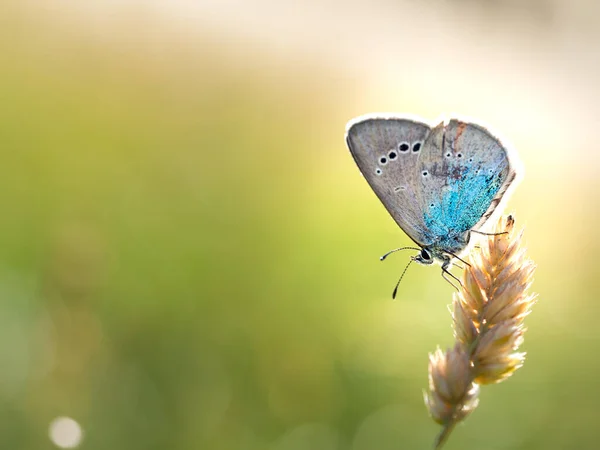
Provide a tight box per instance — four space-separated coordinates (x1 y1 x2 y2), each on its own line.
345 114 520 297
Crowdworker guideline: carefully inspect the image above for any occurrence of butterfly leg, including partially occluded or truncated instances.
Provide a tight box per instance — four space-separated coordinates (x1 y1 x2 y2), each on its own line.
440 256 462 291
470 229 507 237
443 250 471 268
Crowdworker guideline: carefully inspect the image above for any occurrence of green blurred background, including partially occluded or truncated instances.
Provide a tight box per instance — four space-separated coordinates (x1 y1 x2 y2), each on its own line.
1 1 598 449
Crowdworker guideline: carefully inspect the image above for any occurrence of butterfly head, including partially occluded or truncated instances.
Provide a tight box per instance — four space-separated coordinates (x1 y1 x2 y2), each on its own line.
386 245 463 298
413 248 435 266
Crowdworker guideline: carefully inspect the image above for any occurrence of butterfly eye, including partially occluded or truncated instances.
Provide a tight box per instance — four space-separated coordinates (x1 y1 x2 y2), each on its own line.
398 142 410 152
375 168 383 176
412 142 422 152
388 151 397 160
420 249 432 261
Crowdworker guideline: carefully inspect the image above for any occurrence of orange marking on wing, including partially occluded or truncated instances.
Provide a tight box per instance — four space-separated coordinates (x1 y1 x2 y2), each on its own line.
455 122 467 143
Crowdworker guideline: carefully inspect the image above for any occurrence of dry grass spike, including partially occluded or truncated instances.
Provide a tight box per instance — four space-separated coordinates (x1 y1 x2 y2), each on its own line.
424 215 537 449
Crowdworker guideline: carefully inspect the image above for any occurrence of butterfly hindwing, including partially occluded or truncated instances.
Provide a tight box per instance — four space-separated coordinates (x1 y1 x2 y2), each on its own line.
345 116 433 246
417 119 516 241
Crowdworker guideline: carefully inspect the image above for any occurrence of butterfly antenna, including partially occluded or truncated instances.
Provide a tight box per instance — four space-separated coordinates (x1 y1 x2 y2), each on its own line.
392 258 414 300
380 247 421 261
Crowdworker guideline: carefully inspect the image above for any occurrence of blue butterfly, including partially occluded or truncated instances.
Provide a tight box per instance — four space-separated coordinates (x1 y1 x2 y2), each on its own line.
345 114 520 297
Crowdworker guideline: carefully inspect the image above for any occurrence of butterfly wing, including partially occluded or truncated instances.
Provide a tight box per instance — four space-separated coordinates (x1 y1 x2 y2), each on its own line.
345 115 434 247
417 119 518 244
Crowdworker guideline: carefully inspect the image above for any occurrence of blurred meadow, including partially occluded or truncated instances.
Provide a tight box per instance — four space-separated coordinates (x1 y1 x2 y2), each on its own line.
1 0 599 449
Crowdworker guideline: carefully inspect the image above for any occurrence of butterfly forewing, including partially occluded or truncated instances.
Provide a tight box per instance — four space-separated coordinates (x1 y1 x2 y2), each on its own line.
345 116 433 247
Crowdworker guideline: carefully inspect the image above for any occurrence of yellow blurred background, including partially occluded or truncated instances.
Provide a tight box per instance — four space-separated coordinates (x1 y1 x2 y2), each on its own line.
0 0 598 449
